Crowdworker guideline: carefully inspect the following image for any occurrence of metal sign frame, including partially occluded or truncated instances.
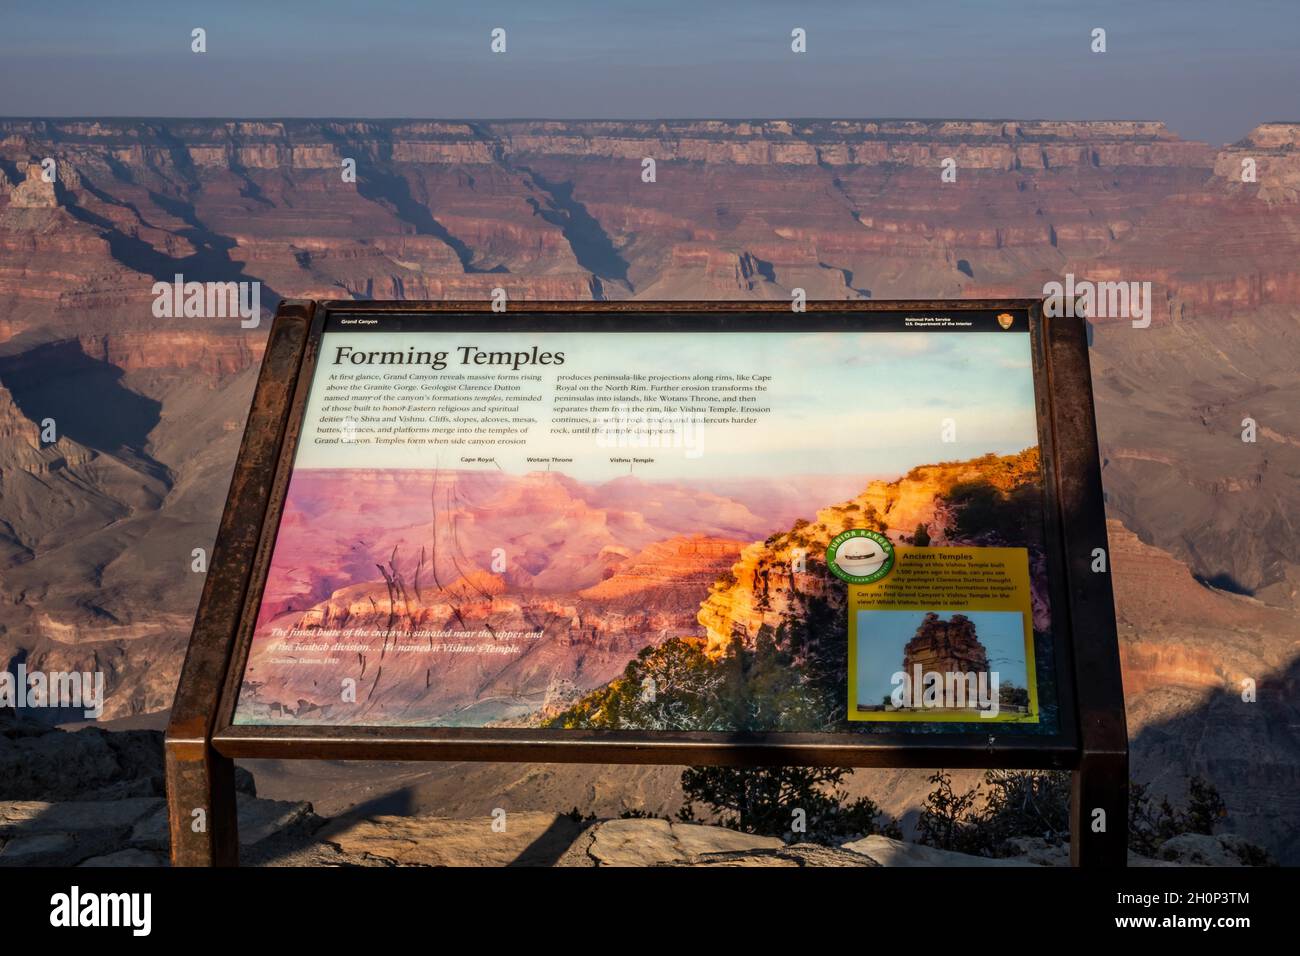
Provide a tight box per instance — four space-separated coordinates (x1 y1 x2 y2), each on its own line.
165 299 1127 866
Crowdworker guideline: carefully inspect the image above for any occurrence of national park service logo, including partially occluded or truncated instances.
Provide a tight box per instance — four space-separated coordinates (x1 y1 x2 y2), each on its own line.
997 312 1015 330
827 529 895 584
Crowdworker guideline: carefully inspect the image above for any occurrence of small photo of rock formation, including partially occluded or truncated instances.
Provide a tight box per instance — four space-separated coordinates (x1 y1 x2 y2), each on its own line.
852 609 1033 721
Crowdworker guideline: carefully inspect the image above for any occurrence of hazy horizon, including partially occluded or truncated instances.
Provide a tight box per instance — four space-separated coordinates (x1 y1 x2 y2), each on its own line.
2 1 1296 145
0 115 1278 147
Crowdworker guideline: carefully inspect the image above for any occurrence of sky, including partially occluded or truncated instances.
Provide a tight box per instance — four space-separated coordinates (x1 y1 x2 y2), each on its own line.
295 329 1040 480
0 1 1296 144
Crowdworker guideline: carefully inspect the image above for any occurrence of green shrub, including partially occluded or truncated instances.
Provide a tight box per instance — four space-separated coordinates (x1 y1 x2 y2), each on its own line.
679 765 902 844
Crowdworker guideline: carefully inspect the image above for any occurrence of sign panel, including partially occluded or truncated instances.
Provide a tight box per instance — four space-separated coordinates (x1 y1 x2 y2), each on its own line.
229 306 1070 745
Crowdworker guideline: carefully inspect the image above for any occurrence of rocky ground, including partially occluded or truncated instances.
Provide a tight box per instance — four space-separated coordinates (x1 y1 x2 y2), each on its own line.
0 709 1264 868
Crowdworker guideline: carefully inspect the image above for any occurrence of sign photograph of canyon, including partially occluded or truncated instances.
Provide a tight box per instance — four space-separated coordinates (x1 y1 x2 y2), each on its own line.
234 323 1059 733
1 0 1298 869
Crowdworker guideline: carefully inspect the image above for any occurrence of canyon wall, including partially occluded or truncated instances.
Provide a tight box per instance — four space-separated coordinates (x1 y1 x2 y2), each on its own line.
4 118 1298 333
0 122 1297 856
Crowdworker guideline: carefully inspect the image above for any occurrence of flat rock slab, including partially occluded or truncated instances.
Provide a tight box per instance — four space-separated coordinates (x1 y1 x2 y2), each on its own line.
680 843 879 867
79 848 166 867
131 794 315 852
0 832 80 866
844 835 1039 867
0 795 315 866
0 798 161 834
559 818 786 867
0 798 163 866
315 810 585 867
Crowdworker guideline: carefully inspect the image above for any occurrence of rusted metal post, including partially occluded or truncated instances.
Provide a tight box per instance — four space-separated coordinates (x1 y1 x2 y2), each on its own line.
1072 752 1129 867
1043 307 1130 867
165 301 314 865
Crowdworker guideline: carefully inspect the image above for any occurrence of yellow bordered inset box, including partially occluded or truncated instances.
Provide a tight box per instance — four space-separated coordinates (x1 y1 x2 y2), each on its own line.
847 546 1039 723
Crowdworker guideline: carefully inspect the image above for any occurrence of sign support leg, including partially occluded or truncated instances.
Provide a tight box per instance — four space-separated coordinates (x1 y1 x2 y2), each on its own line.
162 301 314 868
1071 750 1128 866
166 732 239 866
1045 309 1131 869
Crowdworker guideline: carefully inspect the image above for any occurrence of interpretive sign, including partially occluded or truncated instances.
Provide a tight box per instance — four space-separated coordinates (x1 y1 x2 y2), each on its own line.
165 300 1127 867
